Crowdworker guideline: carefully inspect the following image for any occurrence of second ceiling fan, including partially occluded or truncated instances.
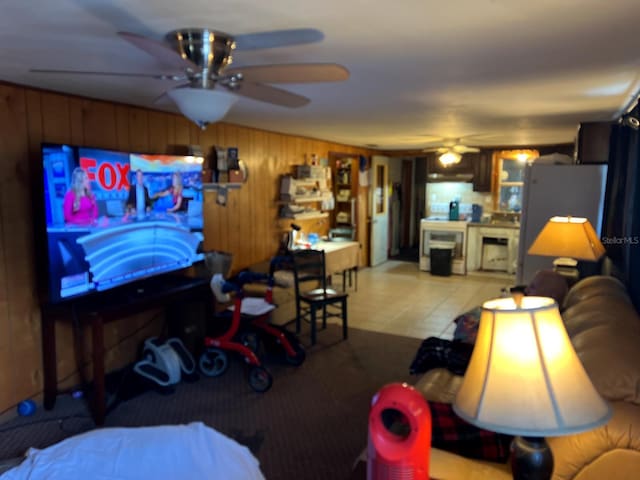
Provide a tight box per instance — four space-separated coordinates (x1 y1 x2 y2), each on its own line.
422 138 481 166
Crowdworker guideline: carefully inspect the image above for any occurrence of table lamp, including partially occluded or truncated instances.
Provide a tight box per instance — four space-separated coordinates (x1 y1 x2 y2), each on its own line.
527 216 605 279
453 296 611 480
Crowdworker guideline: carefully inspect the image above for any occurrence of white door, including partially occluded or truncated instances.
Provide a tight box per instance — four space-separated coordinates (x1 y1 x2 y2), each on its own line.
370 155 390 266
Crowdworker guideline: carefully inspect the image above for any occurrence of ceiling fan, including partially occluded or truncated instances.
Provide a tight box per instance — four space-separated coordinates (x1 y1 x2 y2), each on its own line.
31 28 350 129
422 138 481 166
422 138 481 154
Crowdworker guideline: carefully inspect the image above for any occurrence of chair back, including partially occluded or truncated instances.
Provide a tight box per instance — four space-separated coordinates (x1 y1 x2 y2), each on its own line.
291 249 327 296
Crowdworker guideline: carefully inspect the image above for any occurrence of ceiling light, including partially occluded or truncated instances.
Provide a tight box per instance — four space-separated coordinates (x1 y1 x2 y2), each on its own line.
438 151 462 166
167 87 239 130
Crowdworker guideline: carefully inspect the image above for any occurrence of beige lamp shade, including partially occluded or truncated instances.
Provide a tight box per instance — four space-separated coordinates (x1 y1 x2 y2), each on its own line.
527 216 605 261
453 296 611 437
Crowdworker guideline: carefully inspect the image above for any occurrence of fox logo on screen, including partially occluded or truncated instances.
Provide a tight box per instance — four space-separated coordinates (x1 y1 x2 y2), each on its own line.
80 157 130 191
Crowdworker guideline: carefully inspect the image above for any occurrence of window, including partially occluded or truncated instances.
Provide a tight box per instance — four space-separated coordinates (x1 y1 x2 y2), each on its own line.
495 149 539 212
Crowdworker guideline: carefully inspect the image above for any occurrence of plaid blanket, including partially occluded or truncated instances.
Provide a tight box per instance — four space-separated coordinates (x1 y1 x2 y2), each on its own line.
429 401 513 463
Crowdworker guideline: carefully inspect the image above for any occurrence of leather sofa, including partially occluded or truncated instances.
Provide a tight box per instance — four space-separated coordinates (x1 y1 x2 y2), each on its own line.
414 275 640 480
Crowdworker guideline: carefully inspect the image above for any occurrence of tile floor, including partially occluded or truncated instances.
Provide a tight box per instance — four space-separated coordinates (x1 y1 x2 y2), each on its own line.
334 260 514 340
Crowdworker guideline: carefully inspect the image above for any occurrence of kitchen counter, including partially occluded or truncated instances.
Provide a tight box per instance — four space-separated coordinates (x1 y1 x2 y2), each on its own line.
468 222 520 229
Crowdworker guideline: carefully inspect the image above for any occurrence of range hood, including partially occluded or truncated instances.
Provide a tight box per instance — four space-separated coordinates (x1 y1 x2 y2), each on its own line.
427 173 473 182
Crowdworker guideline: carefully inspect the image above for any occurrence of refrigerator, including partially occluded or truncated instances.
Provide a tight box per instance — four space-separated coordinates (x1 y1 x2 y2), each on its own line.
516 163 608 285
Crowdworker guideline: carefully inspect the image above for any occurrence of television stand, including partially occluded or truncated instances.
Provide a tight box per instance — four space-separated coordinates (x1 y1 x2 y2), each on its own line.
41 275 211 425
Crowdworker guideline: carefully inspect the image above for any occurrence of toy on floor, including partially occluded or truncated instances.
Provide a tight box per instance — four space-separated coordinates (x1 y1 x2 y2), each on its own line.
200 268 305 393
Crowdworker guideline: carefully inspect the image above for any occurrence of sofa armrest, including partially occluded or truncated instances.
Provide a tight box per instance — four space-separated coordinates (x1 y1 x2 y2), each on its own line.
548 401 640 480
414 368 464 404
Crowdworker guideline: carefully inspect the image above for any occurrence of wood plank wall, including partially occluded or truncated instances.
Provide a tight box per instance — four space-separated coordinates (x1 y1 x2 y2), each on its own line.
0 82 373 412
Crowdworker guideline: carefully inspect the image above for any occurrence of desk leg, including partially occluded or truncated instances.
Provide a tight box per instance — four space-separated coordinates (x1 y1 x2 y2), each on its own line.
41 312 57 410
91 313 106 426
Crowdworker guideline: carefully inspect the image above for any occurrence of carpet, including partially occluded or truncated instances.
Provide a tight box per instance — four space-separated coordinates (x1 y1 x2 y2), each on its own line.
0 325 421 480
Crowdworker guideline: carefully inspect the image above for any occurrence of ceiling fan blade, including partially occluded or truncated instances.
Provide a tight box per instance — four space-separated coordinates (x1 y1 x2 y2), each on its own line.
30 68 185 81
118 31 199 71
234 28 324 50
452 145 480 153
422 147 448 153
230 82 309 108
225 63 349 84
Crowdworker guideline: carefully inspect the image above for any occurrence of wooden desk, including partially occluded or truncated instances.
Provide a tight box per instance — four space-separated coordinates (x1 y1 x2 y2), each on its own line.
314 240 360 290
41 275 211 425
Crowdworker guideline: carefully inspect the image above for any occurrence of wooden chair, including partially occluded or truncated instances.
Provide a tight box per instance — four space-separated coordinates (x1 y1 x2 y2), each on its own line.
292 249 348 346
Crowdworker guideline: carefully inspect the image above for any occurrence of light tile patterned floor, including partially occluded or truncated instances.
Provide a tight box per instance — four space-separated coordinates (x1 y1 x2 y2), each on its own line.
332 260 514 340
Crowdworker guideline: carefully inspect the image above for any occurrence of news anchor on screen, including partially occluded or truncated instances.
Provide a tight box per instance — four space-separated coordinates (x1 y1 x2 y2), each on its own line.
63 167 98 225
153 171 184 213
126 169 152 214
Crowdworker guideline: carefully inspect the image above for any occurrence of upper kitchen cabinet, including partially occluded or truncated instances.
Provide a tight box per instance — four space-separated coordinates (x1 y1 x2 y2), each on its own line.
426 152 492 192
471 152 492 192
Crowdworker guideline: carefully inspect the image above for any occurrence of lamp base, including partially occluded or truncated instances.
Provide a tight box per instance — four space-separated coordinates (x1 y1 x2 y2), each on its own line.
510 436 553 480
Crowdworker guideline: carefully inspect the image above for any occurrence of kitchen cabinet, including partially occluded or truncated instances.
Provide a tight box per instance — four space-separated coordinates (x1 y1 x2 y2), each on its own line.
472 152 492 192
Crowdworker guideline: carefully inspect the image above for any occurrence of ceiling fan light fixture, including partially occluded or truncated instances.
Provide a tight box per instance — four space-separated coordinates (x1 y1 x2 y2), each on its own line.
167 87 238 130
439 151 462 167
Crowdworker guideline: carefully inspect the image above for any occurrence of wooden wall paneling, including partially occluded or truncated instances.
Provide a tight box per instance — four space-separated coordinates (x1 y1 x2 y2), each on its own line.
223 125 245 269
81 100 118 149
127 107 149 153
0 91 14 408
39 92 71 145
249 128 269 261
173 116 192 146
201 124 228 255
188 123 201 147
267 131 286 252
115 105 130 152
235 126 253 266
0 346 13 408
0 85 41 402
68 98 85 146
148 112 170 153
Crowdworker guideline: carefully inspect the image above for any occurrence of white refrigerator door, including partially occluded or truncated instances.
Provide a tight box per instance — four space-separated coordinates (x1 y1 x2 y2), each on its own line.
516 164 608 285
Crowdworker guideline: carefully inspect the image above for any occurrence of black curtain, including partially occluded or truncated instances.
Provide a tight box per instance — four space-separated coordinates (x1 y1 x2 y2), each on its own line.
602 104 640 307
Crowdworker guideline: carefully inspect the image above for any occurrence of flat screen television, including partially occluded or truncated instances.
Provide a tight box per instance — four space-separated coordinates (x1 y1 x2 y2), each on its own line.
40 143 205 304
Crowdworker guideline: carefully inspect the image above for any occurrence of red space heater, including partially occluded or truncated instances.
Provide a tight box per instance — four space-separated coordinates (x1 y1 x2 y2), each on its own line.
367 382 431 480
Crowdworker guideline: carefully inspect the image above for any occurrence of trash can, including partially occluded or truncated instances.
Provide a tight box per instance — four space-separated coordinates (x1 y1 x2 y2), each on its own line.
429 241 455 276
